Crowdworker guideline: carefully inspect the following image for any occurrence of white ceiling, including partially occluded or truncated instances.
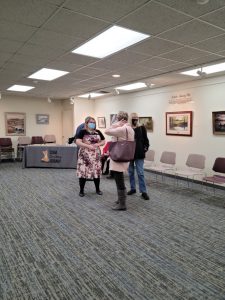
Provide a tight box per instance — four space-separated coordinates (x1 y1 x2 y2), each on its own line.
1 0 225 99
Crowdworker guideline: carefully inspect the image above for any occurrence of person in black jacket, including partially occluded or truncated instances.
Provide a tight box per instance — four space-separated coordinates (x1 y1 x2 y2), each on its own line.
127 113 150 200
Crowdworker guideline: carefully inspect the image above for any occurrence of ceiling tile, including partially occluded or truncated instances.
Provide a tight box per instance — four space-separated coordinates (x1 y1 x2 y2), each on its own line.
139 57 178 69
155 0 225 17
192 34 225 53
29 29 84 51
0 0 58 27
156 62 190 73
9 53 51 67
129 37 182 56
65 0 148 22
158 20 224 45
160 47 210 62
0 39 23 53
72 67 109 77
0 52 14 66
185 54 225 66
0 21 36 41
201 7 225 29
56 53 99 66
118 1 191 35
107 50 151 64
44 9 109 39
18 43 66 60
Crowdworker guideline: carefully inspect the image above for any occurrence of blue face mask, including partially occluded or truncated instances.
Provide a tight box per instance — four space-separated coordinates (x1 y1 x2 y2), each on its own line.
88 122 96 130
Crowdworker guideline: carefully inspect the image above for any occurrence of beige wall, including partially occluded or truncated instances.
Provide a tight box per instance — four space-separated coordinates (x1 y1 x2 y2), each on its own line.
0 95 63 149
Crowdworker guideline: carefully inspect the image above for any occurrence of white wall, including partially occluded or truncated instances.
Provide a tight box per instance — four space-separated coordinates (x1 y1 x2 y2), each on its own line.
0 95 63 149
73 98 95 133
94 75 225 175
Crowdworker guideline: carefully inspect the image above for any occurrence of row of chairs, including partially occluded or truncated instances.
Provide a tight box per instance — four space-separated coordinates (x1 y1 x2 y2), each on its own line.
144 150 225 194
0 135 56 161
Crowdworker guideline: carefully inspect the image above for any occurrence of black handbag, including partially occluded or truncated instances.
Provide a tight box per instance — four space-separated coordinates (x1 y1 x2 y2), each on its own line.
109 128 136 162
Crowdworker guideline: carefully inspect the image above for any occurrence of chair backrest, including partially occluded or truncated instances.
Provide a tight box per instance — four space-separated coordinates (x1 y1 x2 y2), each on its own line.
31 136 44 144
0 138 12 147
160 151 176 165
213 157 225 174
186 154 205 169
18 136 31 145
145 149 155 162
44 134 56 143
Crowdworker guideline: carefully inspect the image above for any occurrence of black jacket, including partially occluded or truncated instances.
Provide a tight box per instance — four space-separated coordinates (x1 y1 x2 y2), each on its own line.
133 126 149 160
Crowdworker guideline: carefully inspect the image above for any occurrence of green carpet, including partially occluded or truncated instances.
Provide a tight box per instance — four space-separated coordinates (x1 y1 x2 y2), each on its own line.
0 162 225 299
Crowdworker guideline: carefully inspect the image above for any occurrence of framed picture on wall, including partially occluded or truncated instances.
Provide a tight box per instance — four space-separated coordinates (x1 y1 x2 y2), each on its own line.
36 114 49 124
212 111 225 135
110 114 117 125
139 116 153 131
97 117 106 128
166 111 193 136
5 112 26 136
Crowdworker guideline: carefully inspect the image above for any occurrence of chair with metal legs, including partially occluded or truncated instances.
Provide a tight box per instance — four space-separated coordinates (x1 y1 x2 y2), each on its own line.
174 153 206 190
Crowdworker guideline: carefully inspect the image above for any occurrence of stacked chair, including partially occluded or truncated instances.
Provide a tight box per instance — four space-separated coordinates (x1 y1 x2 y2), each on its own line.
0 138 15 161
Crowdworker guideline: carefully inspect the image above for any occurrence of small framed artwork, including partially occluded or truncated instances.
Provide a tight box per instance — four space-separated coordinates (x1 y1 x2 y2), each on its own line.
139 117 153 131
212 111 225 135
166 111 193 136
110 114 117 125
5 112 26 136
97 117 106 128
36 114 49 125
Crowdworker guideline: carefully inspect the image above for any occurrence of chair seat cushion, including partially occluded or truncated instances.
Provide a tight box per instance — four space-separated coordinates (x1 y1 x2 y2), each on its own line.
203 175 225 184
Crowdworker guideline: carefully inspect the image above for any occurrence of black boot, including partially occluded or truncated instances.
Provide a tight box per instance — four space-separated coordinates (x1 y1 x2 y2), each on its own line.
112 189 127 211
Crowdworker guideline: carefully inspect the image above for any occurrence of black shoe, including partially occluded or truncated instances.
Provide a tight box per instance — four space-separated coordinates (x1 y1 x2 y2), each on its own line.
141 192 150 200
79 192 85 197
106 175 114 179
127 189 136 195
96 190 103 195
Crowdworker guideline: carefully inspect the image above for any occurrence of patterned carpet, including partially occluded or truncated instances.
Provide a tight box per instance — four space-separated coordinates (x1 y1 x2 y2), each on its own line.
0 162 225 300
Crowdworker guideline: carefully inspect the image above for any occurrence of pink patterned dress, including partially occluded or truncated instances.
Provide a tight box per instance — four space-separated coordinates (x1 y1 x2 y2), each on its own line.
76 129 105 179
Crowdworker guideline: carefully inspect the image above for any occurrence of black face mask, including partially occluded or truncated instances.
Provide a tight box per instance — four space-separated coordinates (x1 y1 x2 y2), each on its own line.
132 119 138 126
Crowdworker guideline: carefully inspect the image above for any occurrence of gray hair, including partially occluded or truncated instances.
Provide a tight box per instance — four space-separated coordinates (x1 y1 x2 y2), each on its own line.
117 111 128 121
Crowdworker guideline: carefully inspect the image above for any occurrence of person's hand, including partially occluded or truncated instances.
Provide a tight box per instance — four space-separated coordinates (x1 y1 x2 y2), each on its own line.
92 143 99 149
87 144 95 150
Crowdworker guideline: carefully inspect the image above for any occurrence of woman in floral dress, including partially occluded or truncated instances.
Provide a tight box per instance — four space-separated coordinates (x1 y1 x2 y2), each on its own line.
76 117 105 197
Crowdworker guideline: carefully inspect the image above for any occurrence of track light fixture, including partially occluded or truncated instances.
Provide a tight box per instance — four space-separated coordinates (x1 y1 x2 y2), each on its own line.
47 97 52 103
115 88 120 95
196 67 206 77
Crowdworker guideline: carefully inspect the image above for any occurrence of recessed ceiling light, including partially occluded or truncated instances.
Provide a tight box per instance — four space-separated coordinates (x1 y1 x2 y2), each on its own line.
116 82 147 91
112 74 120 78
180 62 225 76
72 25 150 58
7 85 34 92
78 92 105 98
29 68 69 81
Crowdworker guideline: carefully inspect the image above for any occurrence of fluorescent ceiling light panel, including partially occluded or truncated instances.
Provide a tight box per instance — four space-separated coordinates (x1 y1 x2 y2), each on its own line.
181 62 225 76
116 82 147 91
7 85 34 92
72 25 149 58
78 92 105 98
29 68 69 81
